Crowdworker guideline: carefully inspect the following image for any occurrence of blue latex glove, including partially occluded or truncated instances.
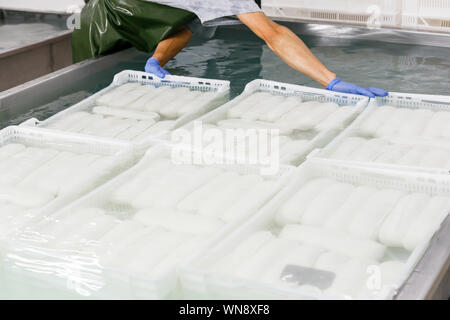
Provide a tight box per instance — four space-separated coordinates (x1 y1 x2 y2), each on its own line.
145 57 170 78
326 78 388 98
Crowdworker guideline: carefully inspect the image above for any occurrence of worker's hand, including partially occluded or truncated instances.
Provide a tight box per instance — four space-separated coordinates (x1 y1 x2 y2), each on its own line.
326 78 388 98
145 57 170 78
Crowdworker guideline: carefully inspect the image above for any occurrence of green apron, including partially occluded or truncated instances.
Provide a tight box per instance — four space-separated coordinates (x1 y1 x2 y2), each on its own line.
72 0 197 63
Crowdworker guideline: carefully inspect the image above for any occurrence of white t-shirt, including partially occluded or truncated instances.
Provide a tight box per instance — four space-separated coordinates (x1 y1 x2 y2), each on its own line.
147 0 261 23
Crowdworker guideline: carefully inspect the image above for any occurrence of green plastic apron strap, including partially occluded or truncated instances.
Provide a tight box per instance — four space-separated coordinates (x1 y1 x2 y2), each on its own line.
72 0 197 63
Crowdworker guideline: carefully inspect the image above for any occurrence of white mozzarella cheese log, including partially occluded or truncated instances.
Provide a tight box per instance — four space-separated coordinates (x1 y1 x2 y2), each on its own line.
275 178 335 226
221 180 278 222
134 208 224 235
126 86 161 110
327 259 375 298
91 117 123 137
106 85 151 108
300 182 355 226
196 172 241 217
396 146 427 166
419 147 450 168
62 111 96 132
307 102 339 127
422 111 450 138
177 171 238 213
396 109 434 137
211 231 275 273
143 86 174 112
46 111 90 130
76 114 109 135
314 252 349 273
324 186 377 232
375 108 410 138
197 174 263 218
124 231 188 274
262 244 323 285
372 143 410 164
177 91 218 116
111 160 172 204
158 88 200 119
402 196 450 251
348 189 404 240
234 238 295 279
19 151 77 194
96 83 141 105
67 113 105 133
276 102 318 131
104 227 168 267
279 139 310 164
99 227 159 264
132 120 175 142
358 106 396 137
114 119 156 140
217 119 293 135
241 95 285 121
0 143 26 161
227 92 272 118
151 236 204 276
56 155 111 195
349 139 388 162
92 106 160 121
0 203 28 234
259 97 300 122
0 147 59 185
329 137 366 160
130 167 186 209
315 106 355 132
95 220 145 254
104 118 138 138
53 209 117 249
378 193 430 247
151 167 222 208
40 208 104 245
280 224 386 261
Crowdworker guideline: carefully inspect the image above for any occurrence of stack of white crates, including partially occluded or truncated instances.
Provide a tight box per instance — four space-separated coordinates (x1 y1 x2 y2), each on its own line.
262 0 402 28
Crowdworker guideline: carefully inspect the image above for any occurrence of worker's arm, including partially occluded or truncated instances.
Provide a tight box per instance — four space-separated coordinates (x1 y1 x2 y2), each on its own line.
145 26 193 77
237 12 387 97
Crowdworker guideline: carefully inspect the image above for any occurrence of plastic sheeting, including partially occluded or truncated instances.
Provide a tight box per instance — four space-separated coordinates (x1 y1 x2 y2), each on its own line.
72 0 196 62
147 0 262 23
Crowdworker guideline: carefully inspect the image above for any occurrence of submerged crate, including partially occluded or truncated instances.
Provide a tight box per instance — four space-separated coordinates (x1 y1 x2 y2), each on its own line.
171 79 368 166
262 0 402 27
22 70 230 149
310 91 450 175
179 160 450 300
0 125 135 239
0 144 293 299
401 0 450 33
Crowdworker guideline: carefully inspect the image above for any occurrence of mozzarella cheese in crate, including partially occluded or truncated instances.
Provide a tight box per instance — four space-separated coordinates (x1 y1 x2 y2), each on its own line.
46 83 216 142
15 156 279 292
200 175 449 299
0 142 117 235
186 91 357 165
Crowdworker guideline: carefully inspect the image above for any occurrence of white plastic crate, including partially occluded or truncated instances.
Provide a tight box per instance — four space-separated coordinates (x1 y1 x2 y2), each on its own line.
262 0 402 27
0 126 135 238
22 70 230 149
401 0 450 33
0 143 293 299
310 91 450 175
170 79 368 166
179 160 450 300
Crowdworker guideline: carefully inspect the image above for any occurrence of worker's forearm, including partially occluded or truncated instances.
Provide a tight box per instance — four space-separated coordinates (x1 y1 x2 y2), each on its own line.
152 27 192 66
266 26 336 87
